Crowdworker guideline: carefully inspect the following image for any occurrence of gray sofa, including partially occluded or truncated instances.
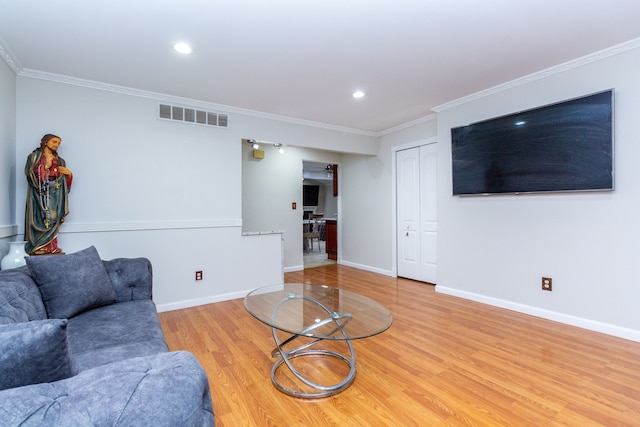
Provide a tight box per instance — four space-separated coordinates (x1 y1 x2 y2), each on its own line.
0 246 214 426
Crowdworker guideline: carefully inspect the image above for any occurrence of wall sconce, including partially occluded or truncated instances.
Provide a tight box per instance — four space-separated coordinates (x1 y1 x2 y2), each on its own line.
274 143 285 154
247 139 260 149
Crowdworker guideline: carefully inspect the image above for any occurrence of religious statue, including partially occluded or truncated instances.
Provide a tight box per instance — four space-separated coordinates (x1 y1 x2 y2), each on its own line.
24 134 73 255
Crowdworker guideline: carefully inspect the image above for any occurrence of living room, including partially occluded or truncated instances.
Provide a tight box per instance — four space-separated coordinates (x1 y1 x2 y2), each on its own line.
3 34 639 342
1 2 640 424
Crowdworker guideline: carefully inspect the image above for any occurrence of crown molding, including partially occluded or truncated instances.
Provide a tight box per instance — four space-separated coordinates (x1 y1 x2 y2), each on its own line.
0 36 22 74
9 37 638 136
432 37 640 113
379 113 437 136
18 69 378 137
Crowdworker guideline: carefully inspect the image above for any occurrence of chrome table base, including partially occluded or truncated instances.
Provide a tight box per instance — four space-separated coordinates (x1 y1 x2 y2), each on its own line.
269 292 355 398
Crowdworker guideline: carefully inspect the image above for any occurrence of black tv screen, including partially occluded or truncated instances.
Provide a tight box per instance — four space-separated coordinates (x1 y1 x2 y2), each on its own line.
451 89 614 195
303 185 319 206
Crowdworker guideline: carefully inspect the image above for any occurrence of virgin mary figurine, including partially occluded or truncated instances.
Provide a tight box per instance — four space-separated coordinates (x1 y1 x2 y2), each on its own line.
24 133 73 255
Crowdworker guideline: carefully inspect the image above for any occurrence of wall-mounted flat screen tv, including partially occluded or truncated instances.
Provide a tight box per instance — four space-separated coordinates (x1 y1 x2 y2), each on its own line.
451 89 614 195
303 185 319 206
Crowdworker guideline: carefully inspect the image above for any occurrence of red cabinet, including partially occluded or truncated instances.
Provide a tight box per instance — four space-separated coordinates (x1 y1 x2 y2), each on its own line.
325 219 337 261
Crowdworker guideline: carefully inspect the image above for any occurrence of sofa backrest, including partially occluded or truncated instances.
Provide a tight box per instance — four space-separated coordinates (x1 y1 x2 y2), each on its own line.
0 266 47 324
0 257 153 324
103 257 153 302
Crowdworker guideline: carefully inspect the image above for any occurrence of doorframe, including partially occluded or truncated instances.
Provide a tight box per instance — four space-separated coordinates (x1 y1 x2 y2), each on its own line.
390 137 437 278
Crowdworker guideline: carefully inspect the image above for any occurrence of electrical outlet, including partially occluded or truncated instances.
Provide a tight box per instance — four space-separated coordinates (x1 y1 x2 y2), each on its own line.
195 271 203 281
542 277 552 291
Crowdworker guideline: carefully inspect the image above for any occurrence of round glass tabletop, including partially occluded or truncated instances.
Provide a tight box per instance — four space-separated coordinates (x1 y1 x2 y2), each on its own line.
244 283 392 340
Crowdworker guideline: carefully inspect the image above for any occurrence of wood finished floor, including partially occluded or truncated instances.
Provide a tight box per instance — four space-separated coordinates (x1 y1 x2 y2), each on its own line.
158 264 640 426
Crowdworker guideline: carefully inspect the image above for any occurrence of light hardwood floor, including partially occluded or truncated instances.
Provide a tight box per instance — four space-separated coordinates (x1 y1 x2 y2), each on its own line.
158 264 640 426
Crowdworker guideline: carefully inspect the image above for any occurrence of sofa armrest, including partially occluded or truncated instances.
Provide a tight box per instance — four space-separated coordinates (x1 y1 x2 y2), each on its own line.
103 257 153 302
0 351 214 427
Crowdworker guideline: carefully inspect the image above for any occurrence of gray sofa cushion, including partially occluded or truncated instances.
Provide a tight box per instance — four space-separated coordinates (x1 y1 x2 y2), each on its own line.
67 299 169 370
0 266 47 324
0 319 78 390
26 246 117 319
0 351 214 427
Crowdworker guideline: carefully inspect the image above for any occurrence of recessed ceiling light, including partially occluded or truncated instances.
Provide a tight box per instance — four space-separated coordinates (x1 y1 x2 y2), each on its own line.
174 42 193 54
352 90 365 99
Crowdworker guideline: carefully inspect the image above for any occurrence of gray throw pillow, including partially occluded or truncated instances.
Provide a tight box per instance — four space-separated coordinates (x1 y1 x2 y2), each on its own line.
0 319 78 390
26 246 117 319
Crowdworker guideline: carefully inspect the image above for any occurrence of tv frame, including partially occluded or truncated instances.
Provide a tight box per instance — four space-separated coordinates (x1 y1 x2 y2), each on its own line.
451 89 614 196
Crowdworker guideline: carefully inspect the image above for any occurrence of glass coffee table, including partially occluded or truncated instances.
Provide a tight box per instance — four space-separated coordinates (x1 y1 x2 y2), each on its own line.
244 283 392 398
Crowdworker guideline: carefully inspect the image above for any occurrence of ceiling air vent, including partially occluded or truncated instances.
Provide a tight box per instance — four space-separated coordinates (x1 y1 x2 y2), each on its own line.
158 103 228 128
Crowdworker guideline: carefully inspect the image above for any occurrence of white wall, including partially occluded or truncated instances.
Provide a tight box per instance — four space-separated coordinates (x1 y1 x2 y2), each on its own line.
242 143 343 271
10 43 639 342
0 57 16 254
321 182 338 218
435 46 640 340
339 117 438 275
240 114 440 276
12 76 379 309
306 180 337 219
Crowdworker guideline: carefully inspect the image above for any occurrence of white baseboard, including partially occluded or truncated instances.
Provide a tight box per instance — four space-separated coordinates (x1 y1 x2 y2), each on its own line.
436 286 640 343
285 261 394 275
284 264 304 273
156 289 251 313
340 260 395 277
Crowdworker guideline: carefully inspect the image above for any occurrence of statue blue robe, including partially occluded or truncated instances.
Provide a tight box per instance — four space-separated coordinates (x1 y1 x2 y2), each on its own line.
24 148 71 255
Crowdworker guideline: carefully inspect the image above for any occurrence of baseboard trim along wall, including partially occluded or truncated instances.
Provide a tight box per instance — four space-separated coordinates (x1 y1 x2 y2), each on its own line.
436 285 640 343
288 261 394 276
156 289 253 313
284 264 304 273
340 260 394 277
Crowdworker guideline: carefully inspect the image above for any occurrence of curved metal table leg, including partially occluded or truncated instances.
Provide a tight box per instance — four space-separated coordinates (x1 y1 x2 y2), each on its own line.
269 293 356 398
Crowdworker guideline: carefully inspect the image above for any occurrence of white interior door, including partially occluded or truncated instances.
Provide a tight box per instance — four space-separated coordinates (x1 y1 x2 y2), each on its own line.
396 144 438 283
420 144 438 284
397 148 420 280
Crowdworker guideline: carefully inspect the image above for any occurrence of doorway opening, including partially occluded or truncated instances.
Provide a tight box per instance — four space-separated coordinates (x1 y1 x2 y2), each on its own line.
303 161 337 269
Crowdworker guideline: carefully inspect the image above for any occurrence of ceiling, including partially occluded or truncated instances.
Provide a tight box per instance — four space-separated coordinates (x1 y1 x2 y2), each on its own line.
1 0 639 133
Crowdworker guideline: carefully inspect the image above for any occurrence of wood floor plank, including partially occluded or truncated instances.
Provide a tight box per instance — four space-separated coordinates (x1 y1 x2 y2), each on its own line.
158 264 640 426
